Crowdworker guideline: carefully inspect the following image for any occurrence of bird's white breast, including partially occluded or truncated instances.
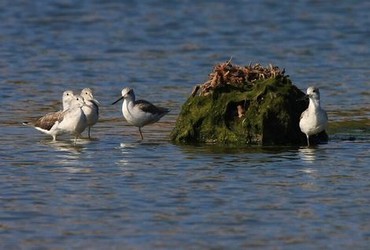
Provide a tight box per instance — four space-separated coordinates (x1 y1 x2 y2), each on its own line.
299 108 328 136
57 108 87 135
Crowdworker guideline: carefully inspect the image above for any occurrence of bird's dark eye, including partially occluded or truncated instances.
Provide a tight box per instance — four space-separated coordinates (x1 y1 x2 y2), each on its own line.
312 89 316 93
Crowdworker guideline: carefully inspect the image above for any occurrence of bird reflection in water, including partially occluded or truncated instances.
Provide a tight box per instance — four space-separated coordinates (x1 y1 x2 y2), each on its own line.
298 146 318 163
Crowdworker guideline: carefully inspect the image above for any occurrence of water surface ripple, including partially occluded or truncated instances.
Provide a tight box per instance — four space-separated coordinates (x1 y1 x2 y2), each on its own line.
0 0 369 249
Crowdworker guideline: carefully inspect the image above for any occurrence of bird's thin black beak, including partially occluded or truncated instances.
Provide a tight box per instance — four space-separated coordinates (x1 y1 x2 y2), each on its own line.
111 96 124 105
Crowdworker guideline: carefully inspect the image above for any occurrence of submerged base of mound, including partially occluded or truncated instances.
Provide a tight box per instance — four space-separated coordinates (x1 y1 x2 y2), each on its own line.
170 62 328 145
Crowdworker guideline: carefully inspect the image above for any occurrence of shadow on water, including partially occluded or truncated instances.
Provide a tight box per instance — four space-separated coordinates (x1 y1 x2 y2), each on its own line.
176 142 309 155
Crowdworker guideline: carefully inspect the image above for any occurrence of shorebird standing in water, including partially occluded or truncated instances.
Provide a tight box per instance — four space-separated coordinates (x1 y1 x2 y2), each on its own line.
23 95 88 142
80 88 99 139
299 86 328 146
112 87 169 140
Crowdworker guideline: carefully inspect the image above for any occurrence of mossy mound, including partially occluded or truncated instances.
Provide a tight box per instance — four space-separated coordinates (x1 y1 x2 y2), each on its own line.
171 61 327 145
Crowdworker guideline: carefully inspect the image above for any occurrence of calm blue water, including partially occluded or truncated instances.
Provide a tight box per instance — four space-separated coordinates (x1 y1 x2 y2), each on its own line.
0 0 369 249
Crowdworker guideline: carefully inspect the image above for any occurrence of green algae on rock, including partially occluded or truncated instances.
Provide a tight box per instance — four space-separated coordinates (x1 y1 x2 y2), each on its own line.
170 61 327 145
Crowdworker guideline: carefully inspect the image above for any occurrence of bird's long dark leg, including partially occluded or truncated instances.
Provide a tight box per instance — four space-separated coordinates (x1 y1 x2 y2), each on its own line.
88 126 91 139
139 127 144 140
74 134 81 145
306 135 310 147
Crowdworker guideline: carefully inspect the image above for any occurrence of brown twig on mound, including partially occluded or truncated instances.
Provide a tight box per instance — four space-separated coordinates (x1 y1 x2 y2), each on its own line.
196 60 286 96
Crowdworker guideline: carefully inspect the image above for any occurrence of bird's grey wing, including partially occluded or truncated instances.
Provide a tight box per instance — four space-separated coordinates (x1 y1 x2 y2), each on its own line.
135 100 169 114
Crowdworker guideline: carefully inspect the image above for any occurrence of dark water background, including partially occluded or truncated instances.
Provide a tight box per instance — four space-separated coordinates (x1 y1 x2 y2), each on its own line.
0 0 369 249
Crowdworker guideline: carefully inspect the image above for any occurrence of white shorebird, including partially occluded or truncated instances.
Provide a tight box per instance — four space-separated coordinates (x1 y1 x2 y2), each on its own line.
62 90 74 111
299 86 328 146
23 95 88 142
80 88 99 139
112 87 169 140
